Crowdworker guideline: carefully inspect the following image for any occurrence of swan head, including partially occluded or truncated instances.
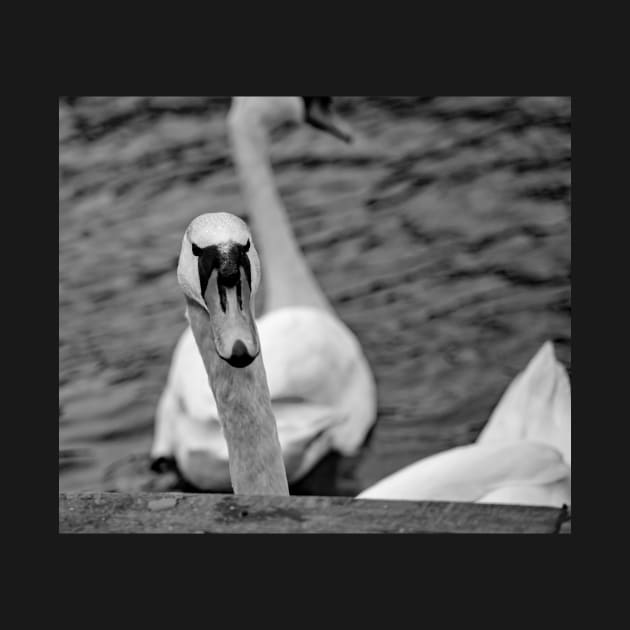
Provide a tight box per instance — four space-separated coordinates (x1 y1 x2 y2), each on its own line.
178 212 261 368
229 96 353 143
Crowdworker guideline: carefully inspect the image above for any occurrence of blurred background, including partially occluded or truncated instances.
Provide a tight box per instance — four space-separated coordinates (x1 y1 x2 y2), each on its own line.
59 96 571 495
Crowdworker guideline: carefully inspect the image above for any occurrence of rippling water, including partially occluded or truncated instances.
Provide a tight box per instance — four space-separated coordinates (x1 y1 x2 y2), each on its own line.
59 96 571 494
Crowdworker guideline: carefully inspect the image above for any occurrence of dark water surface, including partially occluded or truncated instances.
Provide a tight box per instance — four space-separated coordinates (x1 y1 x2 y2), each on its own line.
59 96 571 494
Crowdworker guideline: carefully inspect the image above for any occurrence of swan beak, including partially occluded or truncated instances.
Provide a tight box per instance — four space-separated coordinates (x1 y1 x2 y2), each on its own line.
204 274 260 369
304 97 353 143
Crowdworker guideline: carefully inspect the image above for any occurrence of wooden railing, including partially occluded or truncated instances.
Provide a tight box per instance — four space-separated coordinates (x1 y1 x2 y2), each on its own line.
59 493 571 534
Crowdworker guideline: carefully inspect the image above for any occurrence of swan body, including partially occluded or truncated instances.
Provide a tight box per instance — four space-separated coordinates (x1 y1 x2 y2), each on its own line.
358 342 571 507
154 305 376 489
152 98 376 490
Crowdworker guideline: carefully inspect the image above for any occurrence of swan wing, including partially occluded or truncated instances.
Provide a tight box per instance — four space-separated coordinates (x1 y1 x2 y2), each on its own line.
166 326 219 420
258 306 377 454
151 326 218 460
163 398 345 489
273 401 346 481
477 341 571 465
357 441 570 507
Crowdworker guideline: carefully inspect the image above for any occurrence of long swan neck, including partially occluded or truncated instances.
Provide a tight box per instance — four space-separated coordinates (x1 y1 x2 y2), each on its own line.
186 299 289 496
228 112 332 313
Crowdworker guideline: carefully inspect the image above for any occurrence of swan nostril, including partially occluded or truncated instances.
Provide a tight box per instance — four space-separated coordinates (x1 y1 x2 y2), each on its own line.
225 340 255 368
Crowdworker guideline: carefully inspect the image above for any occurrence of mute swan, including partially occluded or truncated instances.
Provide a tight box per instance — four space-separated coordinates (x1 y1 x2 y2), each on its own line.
175 212 288 494
357 341 571 507
151 98 377 491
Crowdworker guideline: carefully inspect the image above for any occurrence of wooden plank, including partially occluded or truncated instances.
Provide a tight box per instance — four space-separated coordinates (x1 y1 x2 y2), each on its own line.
59 493 567 534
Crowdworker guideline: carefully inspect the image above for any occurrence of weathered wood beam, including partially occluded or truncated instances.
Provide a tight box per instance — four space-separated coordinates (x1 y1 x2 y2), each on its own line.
59 493 570 534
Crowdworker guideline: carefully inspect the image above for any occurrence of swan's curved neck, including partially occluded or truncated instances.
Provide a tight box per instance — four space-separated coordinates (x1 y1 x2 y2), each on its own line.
186 298 289 495
228 113 332 314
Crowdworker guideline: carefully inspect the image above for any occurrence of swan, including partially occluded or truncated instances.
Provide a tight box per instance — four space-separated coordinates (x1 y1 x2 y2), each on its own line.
151 97 377 491
357 341 571 507
173 212 287 494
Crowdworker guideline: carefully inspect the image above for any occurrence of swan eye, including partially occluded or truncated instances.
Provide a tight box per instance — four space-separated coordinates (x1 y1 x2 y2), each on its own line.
244 239 250 253
192 243 202 257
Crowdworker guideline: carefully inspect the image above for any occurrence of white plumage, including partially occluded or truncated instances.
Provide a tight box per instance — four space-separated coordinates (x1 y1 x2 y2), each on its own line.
358 342 571 507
